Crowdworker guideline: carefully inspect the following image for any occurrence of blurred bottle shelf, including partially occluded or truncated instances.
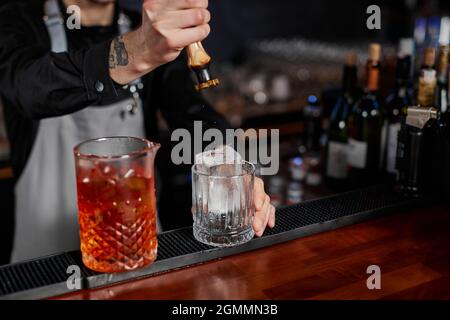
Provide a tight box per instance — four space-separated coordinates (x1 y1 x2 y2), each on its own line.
240 97 304 119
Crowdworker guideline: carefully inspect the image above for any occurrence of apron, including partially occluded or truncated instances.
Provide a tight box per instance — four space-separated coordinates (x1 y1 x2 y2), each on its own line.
12 0 148 262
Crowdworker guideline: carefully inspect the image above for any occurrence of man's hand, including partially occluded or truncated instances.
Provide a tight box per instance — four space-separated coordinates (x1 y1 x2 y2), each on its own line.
253 177 276 237
110 0 211 84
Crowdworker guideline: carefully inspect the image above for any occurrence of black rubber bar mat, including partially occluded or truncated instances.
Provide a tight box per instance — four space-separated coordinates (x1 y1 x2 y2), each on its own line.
0 184 430 299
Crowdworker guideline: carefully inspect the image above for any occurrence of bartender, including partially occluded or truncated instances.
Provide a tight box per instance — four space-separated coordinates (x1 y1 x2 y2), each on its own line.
0 0 276 263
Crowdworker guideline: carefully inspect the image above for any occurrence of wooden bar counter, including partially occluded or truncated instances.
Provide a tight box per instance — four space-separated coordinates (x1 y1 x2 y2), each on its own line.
53 206 450 300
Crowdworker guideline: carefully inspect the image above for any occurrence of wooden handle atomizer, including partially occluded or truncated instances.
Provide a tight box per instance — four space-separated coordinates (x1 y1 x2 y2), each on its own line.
187 42 219 91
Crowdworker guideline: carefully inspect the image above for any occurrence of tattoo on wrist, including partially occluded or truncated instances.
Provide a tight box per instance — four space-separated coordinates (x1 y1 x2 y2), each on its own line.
109 36 129 69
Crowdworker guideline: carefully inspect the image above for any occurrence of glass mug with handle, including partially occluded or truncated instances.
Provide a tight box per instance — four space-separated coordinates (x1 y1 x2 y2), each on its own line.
192 158 255 247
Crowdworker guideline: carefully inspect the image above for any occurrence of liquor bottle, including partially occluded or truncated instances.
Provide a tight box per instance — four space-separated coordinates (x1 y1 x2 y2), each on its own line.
286 182 303 205
384 41 414 179
306 155 322 187
267 176 284 208
303 95 323 153
435 44 449 115
347 43 384 186
417 47 437 107
325 52 358 189
431 45 449 196
289 156 306 182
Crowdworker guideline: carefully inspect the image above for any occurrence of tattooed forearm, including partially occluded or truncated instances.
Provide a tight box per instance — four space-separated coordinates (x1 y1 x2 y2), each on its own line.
109 36 129 69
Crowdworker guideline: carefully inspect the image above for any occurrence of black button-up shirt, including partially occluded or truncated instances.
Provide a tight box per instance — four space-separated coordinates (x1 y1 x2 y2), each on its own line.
0 0 228 180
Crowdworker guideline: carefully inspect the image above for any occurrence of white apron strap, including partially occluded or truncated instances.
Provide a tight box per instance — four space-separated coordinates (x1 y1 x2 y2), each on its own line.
44 0 68 53
43 0 143 93
43 0 136 51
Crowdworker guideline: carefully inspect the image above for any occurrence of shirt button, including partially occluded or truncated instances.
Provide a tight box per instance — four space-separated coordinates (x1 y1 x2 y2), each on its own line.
95 81 104 93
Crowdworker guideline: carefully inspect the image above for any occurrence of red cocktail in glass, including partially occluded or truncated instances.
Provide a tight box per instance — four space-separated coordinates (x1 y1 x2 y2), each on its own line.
74 137 160 273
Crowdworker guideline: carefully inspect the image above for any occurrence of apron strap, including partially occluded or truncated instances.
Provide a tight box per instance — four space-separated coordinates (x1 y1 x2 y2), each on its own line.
43 0 142 88
43 0 68 53
118 12 133 35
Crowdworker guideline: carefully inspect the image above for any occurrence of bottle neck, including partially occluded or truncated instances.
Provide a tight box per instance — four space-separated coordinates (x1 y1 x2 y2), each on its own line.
437 63 449 84
342 65 357 98
437 47 449 84
394 78 411 97
366 60 380 92
394 56 412 95
417 66 437 107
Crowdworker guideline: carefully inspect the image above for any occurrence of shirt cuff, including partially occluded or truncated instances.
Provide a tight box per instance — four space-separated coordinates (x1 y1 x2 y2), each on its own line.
82 39 129 104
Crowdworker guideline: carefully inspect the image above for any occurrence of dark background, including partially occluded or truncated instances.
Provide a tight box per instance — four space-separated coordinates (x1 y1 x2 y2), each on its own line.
3 0 449 60
118 0 450 61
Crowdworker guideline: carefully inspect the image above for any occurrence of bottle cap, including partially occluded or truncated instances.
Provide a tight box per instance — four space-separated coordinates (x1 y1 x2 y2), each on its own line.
368 43 381 62
307 95 318 105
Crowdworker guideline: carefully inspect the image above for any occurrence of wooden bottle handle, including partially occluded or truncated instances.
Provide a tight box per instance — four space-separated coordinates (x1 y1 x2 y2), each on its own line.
187 42 219 91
